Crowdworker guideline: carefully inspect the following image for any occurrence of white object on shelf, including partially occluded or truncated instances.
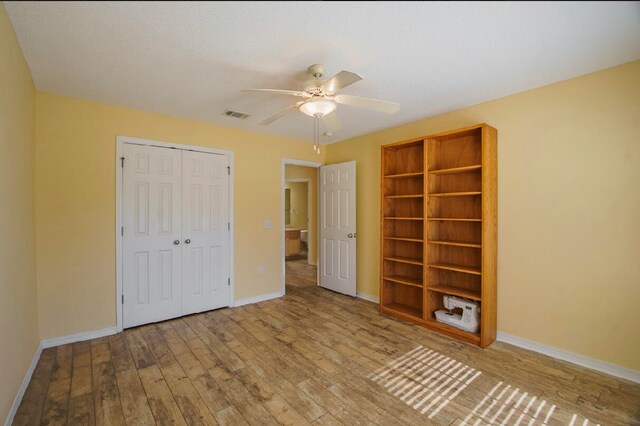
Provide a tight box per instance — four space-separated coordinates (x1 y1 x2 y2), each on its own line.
435 295 480 333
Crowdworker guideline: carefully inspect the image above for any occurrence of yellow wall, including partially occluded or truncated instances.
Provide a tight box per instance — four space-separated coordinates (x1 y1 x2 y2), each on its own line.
326 61 640 371
35 92 325 340
0 3 39 422
285 165 318 265
286 182 308 230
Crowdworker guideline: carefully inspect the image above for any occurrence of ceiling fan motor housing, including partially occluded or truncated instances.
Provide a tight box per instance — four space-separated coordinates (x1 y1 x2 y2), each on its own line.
308 64 325 78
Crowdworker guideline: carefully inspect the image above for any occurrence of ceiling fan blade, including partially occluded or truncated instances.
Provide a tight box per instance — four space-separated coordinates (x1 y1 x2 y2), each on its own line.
334 94 400 114
321 111 342 133
243 89 309 98
259 102 302 126
320 71 363 93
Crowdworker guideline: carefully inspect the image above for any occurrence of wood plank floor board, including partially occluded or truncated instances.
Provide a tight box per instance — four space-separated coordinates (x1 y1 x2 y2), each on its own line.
40 376 71 426
327 382 414 426
108 334 136 374
158 362 218 425
137 365 187 426
115 369 155 425
50 344 73 382
40 344 74 425
233 367 311 425
67 342 95 425
66 393 95 426
243 357 326 423
228 311 339 389
212 406 249 426
124 329 156 370
140 325 177 369
13 348 56 426
209 312 273 357
309 413 342 426
89 338 126 426
198 313 260 363
296 379 378 426
182 316 246 372
13 259 639 425
173 352 232 414
181 336 234 383
217 377 279 426
69 342 92 399
156 324 192 359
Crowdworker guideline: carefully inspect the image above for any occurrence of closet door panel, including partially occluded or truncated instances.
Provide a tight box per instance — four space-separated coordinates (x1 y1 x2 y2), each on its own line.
122 144 182 328
181 151 230 314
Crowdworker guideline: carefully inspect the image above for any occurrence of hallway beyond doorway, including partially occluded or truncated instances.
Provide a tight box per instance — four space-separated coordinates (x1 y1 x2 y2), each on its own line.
285 258 317 288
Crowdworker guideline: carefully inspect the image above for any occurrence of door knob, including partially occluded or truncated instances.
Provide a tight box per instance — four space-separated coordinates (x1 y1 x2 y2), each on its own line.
347 233 353 238
185 239 191 244
173 240 180 245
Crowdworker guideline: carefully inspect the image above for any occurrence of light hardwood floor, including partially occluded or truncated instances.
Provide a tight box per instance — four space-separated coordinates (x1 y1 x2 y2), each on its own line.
285 258 317 289
13 261 639 425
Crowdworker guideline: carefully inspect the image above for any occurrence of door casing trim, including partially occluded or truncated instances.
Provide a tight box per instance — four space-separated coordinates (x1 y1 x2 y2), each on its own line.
116 136 235 332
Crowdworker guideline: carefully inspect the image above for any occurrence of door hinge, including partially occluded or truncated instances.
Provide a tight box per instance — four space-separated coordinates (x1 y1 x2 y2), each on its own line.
121 226 124 236
228 278 231 286
228 222 230 230
121 294 124 304
120 156 125 168
227 166 230 175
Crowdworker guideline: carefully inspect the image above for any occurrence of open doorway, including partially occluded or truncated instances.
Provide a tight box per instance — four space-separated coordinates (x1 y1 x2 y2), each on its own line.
282 160 321 294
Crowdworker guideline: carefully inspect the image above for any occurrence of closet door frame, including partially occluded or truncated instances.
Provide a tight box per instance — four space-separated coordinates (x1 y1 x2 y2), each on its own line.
115 136 235 333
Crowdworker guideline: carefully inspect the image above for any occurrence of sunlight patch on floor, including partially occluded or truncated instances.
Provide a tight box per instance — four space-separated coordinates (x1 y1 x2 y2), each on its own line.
368 345 600 425
368 346 480 419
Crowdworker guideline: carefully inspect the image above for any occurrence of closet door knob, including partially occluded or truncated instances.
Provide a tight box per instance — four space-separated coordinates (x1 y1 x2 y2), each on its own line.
347 233 353 238
185 239 191 244
173 240 180 245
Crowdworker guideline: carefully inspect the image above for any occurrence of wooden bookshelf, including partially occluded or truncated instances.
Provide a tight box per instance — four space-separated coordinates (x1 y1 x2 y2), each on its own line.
384 236 424 242
428 262 481 275
385 172 425 179
385 194 424 199
428 285 481 301
428 218 482 222
428 165 482 175
428 240 481 248
384 256 424 266
380 138 426 324
428 192 482 197
380 124 497 348
384 275 423 288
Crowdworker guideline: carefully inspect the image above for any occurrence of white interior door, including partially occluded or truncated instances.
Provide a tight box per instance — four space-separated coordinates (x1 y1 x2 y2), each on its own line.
122 143 231 328
181 150 230 314
123 144 182 328
320 161 356 296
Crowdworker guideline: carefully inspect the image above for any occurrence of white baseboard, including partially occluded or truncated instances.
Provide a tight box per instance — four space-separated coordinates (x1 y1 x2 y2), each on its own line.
41 326 118 349
356 291 379 304
233 291 283 307
497 332 640 384
4 342 43 426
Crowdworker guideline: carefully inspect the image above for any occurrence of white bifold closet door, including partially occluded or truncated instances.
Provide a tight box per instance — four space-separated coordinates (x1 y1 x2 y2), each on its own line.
122 143 230 329
181 150 230 315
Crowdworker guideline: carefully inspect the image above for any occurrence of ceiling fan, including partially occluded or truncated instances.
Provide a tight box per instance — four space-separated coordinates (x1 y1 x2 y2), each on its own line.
243 64 400 134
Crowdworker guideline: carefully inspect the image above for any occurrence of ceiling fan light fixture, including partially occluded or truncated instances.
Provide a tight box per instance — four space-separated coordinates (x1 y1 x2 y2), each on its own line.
299 99 336 117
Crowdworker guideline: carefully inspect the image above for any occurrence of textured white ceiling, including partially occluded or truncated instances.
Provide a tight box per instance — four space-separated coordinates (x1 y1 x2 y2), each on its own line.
5 1 640 144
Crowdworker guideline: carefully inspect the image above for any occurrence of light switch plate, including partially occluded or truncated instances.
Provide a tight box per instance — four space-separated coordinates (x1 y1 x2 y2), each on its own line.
264 220 272 229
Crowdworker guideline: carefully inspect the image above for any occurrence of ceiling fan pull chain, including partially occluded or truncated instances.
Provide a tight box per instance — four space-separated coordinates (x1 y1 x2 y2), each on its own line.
313 115 320 154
